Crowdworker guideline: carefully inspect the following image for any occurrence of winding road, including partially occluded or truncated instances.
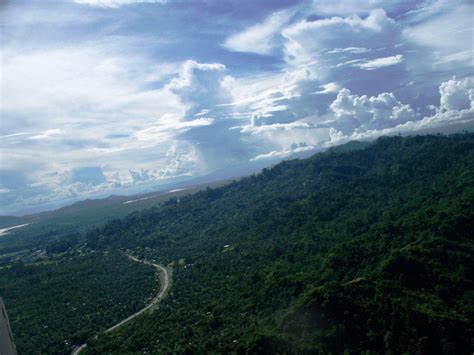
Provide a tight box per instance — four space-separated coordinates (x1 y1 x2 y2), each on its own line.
71 255 170 355
105 255 169 333
71 343 87 355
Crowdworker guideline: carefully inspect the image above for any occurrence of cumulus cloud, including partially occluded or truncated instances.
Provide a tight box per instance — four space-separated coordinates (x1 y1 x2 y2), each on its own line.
223 10 293 55
327 77 474 146
161 143 200 177
167 60 230 118
439 77 474 111
73 0 168 8
158 60 259 171
127 143 198 186
328 108 474 147
129 168 153 183
328 88 416 133
1 57 237 215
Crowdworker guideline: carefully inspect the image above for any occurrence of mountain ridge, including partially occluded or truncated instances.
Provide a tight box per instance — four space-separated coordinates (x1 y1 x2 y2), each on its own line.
81 133 474 353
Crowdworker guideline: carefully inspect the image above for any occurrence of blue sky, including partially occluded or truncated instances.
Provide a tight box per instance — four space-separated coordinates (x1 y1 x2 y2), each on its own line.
1 0 473 215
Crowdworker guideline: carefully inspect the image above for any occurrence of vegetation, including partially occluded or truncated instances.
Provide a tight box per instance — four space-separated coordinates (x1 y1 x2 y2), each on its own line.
0 181 225 256
0 252 157 354
83 134 473 353
2 134 473 353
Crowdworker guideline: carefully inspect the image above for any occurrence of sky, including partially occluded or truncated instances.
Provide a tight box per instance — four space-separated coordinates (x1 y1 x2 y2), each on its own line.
0 0 473 215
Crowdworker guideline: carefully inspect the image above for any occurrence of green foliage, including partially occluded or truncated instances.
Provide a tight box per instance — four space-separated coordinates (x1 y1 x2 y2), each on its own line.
0 183 222 255
81 134 474 353
4 134 474 354
0 252 157 354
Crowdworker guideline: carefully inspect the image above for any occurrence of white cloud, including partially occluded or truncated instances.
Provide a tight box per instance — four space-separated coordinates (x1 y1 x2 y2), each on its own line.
251 142 315 161
327 47 371 54
2 44 180 130
328 107 474 146
328 88 416 133
73 0 168 8
161 60 260 170
239 121 313 134
28 129 64 140
223 66 328 157
167 60 229 117
195 109 210 117
333 58 365 68
312 82 341 94
161 143 200 177
134 116 214 141
403 4 473 67
0 41 185 213
223 10 293 55
129 168 154 183
439 77 474 111
355 54 404 70
0 132 32 139
243 68 317 127
282 9 398 68
127 143 198 183
327 77 474 145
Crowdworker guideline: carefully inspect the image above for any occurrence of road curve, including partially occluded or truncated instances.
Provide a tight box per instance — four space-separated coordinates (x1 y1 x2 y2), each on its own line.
105 255 169 333
71 255 170 354
71 343 87 355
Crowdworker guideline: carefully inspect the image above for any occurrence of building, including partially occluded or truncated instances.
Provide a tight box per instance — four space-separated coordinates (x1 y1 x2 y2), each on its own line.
0 297 16 355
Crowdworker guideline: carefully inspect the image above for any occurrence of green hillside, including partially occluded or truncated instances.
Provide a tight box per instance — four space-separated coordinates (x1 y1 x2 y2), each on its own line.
0 181 228 255
2 134 473 354
82 134 473 353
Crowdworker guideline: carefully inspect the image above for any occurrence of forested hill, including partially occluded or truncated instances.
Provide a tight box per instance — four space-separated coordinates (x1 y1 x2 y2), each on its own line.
82 134 473 353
